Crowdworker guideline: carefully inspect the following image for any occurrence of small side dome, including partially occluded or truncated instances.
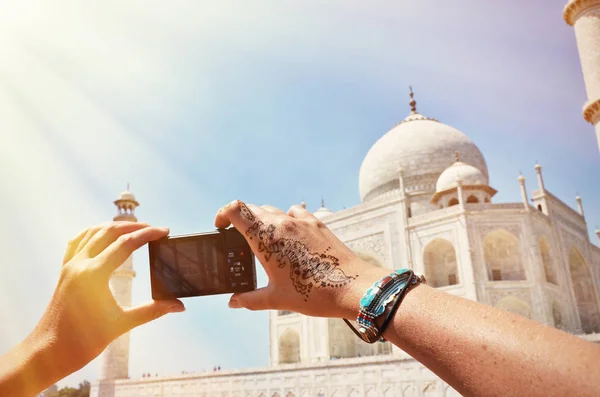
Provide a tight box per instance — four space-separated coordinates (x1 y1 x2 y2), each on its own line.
119 190 136 201
314 207 333 219
436 161 488 192
313 198 334 220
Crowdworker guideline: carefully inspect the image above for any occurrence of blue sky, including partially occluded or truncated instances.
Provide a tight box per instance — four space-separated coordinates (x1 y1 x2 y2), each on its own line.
0 0 598 387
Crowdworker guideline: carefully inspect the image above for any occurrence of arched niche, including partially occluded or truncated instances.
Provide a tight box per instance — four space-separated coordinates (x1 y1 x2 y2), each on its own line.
448 198 459 207
539 236 557 285
552 301 564 330
495 295 531 319
569 248 600 333
278 329 300 364
483 229 525 281
423 238 459 287
466 195 479 203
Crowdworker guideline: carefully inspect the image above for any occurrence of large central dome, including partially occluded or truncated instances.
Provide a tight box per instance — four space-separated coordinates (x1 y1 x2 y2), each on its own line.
359 91 488 202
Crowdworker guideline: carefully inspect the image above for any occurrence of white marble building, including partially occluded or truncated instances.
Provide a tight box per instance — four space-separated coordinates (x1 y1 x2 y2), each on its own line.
91 3 600 395
91 95 600 396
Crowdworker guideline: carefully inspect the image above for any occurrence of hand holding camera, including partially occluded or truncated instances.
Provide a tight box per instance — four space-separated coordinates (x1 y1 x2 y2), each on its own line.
213 200 387 319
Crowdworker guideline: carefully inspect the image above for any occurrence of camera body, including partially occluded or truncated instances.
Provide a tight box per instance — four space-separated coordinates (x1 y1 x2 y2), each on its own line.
148 228 256 300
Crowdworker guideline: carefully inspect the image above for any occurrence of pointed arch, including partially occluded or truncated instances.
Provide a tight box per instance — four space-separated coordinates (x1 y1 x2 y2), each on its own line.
466 195 479 203
569 248 600 333
483 229 525 281
402 384 417 397
495 295 531 319
448 198 459 207
539 236 557 285
383 385 395 397
423 238 459 287
365 387 377 397
278 329 300 364
347 389 360 397
444 384 462 397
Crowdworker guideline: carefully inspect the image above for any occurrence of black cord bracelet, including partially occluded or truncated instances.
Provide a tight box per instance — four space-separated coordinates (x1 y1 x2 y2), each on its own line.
377 273 417 340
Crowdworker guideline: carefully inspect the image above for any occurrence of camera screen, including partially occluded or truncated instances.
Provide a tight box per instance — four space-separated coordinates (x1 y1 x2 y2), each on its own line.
149 230 256 299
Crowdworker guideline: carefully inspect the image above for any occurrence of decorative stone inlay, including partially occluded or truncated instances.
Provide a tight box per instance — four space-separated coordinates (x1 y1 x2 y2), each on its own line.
477 224 522 239
345 233 387 264
332 215 392 237
564 0 600 25
488 289 532 307
583 98 600 123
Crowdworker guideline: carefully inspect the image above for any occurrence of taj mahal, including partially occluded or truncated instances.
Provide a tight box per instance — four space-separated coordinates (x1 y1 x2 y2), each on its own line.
91 2 600 396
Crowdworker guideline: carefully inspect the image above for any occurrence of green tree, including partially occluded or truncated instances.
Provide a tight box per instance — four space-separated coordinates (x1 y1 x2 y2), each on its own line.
52 380 90 397
57 387 76 397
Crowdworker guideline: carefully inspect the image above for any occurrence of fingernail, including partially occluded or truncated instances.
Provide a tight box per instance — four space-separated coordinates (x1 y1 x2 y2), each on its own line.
229 299 241 309
168 304 185 313
160 227 170 233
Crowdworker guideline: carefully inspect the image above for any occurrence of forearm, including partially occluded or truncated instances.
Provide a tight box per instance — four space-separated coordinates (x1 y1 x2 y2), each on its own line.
342 275 600 397
0 331 64 397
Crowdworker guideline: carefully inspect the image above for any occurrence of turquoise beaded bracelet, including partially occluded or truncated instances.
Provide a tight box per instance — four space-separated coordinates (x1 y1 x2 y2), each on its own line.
344 269 425 343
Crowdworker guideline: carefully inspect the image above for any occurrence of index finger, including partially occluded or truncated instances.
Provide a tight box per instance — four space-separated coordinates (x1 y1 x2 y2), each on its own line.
63 228 89 265
214 200 267 231
95 226 170 275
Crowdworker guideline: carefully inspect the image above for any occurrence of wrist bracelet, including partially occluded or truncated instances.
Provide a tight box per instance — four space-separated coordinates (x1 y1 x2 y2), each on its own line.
378 272 426 340
343 269 425 344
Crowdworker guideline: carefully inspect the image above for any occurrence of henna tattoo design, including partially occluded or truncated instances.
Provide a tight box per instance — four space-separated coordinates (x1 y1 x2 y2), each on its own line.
239 203 356 301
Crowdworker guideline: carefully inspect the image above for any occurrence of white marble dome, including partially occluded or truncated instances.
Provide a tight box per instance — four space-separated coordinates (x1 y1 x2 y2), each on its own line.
436 161 488 192
359 107 488 202
118 190 136 201
314 206 334 219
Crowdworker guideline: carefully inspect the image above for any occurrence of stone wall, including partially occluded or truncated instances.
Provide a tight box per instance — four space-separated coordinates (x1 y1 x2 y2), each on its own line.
91 355 462 397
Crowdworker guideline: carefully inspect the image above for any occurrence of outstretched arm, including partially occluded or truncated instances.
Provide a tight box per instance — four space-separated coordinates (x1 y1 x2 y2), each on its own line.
0 222 184 397
216 201 600 397
342 280 600 397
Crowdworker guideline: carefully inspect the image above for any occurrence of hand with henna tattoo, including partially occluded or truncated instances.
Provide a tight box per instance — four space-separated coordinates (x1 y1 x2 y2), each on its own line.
214 200 389 318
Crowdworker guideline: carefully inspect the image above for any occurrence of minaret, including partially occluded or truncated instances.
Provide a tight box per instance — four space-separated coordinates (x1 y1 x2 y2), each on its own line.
99 186 139 381
575 194 585 218
534 162 545 192
518 174 530 211
564 0 600 151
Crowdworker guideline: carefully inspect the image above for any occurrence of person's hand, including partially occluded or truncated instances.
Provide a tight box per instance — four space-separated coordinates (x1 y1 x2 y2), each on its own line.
33 222 185 378
215 201 388 318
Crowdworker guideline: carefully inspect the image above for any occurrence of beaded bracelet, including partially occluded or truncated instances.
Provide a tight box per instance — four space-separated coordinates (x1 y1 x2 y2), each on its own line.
343 269 426 344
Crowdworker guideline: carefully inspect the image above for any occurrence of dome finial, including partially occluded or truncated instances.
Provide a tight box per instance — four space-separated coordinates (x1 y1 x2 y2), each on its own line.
409 86 417 114
127 182 130 191
321 196 325 208
454 151 460 163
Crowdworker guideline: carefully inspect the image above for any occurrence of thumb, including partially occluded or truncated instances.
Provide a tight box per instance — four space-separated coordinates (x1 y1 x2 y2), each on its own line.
123 299 185 330
229 287 273 311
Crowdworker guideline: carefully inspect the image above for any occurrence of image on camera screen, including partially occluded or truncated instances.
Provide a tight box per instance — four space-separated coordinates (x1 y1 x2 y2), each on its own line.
150 235 228 298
